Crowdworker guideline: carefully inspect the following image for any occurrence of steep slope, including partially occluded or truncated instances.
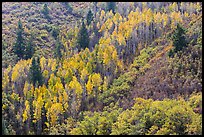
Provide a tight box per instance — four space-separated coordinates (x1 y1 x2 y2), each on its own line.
100 14 202 110
130 14 202 101
2 2 91 67
2 2 202 135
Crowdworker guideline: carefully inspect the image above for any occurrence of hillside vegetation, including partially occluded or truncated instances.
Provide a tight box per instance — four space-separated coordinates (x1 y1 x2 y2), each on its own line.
2 2 202 135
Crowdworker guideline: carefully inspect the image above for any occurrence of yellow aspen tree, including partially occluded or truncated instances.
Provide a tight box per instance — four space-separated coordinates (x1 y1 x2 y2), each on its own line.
86 76 94 95
23 100 30 122
23 81 30 97
102 76 108 92
47 103 63 127
2 66 11 91
69 76 83 97
80 68 89 82
40 56 46 71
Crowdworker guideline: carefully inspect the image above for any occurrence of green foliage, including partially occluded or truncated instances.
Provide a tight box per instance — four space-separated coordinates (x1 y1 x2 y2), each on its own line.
29 57 43 87
111 97 202 135
77 21 89 50
70 104 123 135
51 26 60 39
25 33 35 60
106 2 116 14
13 19 26 60
2 118 9 135
169 23 187 57
188 92 202 110
62 2 73 13
42 4 50 20
2 2 202 135
54 38 62 59
86 10 93 26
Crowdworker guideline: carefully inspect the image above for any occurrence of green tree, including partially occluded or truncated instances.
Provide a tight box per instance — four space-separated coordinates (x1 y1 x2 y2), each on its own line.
86 10 93 26
77 21 89 50
173 23 187 52
106 2 116 14
169 23 187 57
54 38 62 59
2 118 8 135
62 2 73 13
29 57 43 87
13 19 25 60
51 26 60 40
25 33 35 60
42 3 50 20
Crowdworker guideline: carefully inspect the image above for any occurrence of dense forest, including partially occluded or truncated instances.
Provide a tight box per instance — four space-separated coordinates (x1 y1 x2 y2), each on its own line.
2 2 202 135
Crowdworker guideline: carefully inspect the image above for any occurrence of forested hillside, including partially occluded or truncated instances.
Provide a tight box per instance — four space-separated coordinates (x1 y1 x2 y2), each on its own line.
2 2 202 135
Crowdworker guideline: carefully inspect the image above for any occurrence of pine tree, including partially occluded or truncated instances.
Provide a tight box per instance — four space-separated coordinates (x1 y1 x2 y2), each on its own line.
13 19 25 60
86 10 93 26
25 33 35 60
169 23 187 57
77 21 89 50
106 2 116 14
30 57 43 87
62 2 73 13
51 26 60 40
173 23 187 52
54 38 62 59
42 3 50 20
36 57 43 87
2 118 8 135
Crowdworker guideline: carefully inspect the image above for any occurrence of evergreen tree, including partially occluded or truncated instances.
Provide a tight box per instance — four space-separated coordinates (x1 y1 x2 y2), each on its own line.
13 19 25 60
2 118 8 135
62 2 73 13
54 38 62 59
42 3 50 20
77 21 89 50
25 33 35 60
106 2 116 14
86 10 93 26
173 23 187 52
51 26 60 40
30 57 43 87
169 23 187 57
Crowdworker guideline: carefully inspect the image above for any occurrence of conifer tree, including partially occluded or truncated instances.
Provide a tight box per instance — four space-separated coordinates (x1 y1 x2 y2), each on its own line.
169 23 187 57
106 2 116 14
173 23 187 52
86 10 93 26
77 21 89 50
62 2 73 13
30 57 43 87
13 19 25 60
51 26 60 40
42 3 50 20
54 38 62 59
25 33 35 60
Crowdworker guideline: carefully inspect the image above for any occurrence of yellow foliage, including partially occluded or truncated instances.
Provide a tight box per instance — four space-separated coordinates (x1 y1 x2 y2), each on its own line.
23 81 29 97
10 92 20 101
91 73 102 87
40 57 46 70
80 68 89 81
69 76 83 96
112 49 118 61
43 70 49 78
47 103 64 126
86 77 93 95
23 100 30 122
51 60 57 72
103 76 108 92
86 73 102 95
11 68 19 82
100 10 105 20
